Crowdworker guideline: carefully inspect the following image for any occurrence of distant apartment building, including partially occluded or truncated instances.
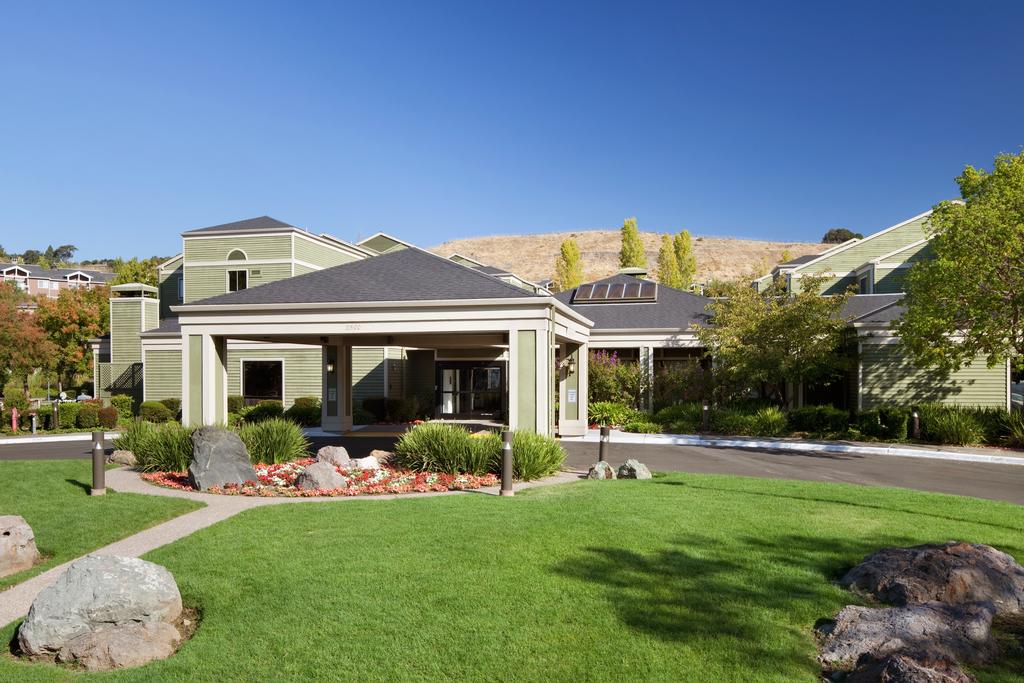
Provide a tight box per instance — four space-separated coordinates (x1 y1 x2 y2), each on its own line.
0 263 114 301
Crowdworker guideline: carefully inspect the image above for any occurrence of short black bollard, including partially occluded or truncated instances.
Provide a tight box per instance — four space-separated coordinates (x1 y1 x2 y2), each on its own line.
910 406 921 440
500 430 514 497
91 430 106 496
702 403 711 432
31 413 37 434
598 425 610 462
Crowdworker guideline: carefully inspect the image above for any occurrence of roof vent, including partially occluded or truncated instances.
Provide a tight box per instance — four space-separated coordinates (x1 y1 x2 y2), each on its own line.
617 267 648 279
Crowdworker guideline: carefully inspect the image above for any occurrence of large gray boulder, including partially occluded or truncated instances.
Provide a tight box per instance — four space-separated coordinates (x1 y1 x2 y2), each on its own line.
316 445 350 468
842 541 1024 615
188 426 257 491
351 455 381 471
0 515 41 578
586 462 616 480
617 459 652 480
18 555 183 670
844 653 977 683
295 461 349 491
817 602 997 669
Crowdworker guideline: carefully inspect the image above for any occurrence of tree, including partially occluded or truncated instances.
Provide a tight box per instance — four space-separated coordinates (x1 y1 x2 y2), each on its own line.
618 217 647 271
822 228 862 244
0 283 57 399
673 230 697 288
656 235 683 288
52 244 78 264
0 244 7 260
895 151 1024 374
695 275 853 405
112 257 159 286
35 285 110 393
552 238 584 292
21 249 43 265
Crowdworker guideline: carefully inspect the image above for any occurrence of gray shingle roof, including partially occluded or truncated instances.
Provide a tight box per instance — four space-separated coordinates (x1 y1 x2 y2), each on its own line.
182 216 295 236
841 294 904 323
141 316 181 336
554 274 712 330
183 248 540 306
778 253 820 267
0 263 113 282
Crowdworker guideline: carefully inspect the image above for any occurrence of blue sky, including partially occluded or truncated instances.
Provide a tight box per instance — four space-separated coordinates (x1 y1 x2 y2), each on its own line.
1 1 1022 260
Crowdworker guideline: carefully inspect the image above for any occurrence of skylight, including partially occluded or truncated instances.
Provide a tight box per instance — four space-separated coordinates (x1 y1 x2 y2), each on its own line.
572 280 657 304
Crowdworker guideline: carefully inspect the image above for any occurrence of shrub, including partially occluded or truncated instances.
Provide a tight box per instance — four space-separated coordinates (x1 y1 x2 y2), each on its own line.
652 362 710 410
589 350 648 408
135 422 195 472
228 395 246 414
857 407 909 441
140 400 174 423
1002 411 1024 448
710 407 757 436
353 406 374 425
160 398 182 418
589 401 643 427
98 406 119 429
787 405 849 434
393 423 497 475
113 420 156 458
969 407 1008 445
751 406 787 437
653 402 703 433
284 397 321 427
3 388 29 412
511 430 565 480
57 402 80 429
919 404 984 446
110 394 135 421
35 405 54 430
245 400 284 423
238 418 310 464
622 421 663 434
76 404 100 429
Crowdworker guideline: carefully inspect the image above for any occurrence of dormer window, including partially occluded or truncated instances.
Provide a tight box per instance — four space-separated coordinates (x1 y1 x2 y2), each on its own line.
858 274 872 294
227 249 247 261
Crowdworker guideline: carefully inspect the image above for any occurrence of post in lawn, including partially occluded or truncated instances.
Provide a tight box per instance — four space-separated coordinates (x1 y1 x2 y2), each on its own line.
500 429 514 497
599 425 610 462
91 430 106 496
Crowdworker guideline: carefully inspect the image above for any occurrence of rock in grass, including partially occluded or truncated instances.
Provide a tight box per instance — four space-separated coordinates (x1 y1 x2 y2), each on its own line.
0 515 41 578
844 652 977 683
842 541 1024 615
316 445 350 468
617 459 652 480
351 455 381 471
188 426 257 491
817 602 997 669
295 461 349 491
108 450 136 467
18 555 183 670
586 462 616 480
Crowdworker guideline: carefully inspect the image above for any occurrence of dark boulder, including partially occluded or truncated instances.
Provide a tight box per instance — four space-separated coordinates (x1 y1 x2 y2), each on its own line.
188 427 257 491
844 652 977 683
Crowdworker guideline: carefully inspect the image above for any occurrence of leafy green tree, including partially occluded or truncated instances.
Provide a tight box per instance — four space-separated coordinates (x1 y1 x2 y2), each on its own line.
895 151 1024 373
112 257 159 286
673 230 697 288
657 235 683 288
35 285 110 394
822 228 862 243
0 282 57 399
0 244 7 260
21 249 43 265
618 217 647 271
553 238 584 292
695 275 853 405
52 244 78 264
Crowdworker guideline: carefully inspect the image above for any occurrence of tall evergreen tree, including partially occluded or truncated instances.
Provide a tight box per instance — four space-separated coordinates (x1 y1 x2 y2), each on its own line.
553 238 584 292
618 217 647 270
656 235 683 288
673 230 697 289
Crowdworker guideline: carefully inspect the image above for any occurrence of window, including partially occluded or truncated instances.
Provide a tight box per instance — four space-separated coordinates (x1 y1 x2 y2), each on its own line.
228 269 248 292
242 360 283 405
857 275 871 294
177 276 184 301
227 249 247 261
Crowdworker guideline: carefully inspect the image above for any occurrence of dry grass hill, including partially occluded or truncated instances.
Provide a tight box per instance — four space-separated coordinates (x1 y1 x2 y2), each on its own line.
430 230 825 286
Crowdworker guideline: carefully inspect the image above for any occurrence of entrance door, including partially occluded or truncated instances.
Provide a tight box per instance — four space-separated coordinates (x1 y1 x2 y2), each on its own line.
436 362 505 419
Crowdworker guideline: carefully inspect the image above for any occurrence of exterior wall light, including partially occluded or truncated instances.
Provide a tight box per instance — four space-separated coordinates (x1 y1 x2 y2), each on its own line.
326 361 336 374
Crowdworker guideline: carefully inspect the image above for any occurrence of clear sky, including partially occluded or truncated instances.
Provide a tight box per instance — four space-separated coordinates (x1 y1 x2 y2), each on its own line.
1 1 1022 260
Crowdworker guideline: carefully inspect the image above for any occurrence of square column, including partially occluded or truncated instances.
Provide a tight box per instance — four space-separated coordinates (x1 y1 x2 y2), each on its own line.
508 328 551 435
557 342 588 437
321 343 352 432
182 333 227 427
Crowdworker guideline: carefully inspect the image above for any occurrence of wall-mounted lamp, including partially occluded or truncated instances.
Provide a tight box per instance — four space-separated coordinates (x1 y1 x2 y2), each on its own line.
559 357 577 374
326 361 336 374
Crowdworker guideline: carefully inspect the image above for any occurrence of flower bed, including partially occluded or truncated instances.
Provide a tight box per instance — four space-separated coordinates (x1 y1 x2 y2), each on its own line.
141 458 499 497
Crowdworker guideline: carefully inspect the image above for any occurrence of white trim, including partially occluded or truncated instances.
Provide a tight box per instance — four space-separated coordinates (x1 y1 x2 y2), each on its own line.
185 258 294 267
157 254 183 270
789 209 934 274
226 248 249 261
1008 360 1013 413
447 252 487 268
290 234 295 278
356 231 417 251
239 357 286 405
182 230 295 240
875 237 930 263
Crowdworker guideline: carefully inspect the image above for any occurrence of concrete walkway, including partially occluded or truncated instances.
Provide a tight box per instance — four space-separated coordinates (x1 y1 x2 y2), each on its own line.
0 466 581 627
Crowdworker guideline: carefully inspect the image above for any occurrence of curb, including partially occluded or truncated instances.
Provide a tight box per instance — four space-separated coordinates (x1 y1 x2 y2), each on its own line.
563 431 1024 467
0 432 119 446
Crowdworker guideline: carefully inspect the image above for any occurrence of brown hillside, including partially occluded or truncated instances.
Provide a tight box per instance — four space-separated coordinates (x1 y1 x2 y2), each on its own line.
429 231 824 285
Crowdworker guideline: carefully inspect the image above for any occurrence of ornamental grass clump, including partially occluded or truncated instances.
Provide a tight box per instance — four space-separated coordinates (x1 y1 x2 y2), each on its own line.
510 430 565 480
239 418 310 464
654 402 703 433
393 423 498 475
112 419 156 456
918 404 984 446
128 422 194 472
751 406 787 437
1001 411 1024 448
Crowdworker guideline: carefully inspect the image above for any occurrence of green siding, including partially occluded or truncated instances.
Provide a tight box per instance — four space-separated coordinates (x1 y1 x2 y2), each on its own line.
293 264 316 276
143 299 158 331
188 336 202 425
873 267 908 294
406 350 435 406
110 299 143 363
352 347 385 407
144 350 182 401
860 343 1008 409
360 234 407 254
293 235 359 269
158 266 183 319
226 347 322 408
183 262 292 302
882 240 933 263
183 235 292 261
517 330 537 432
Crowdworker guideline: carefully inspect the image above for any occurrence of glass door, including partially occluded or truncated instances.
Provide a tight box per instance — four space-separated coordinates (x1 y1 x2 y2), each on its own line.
436 362 505 419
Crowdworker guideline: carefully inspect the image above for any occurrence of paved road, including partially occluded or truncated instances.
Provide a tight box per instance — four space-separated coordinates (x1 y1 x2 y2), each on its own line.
5 436 1024 506
561 440 1024 505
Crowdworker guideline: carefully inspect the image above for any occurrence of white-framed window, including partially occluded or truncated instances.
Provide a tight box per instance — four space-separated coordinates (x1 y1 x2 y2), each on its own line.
858 274 872 294
228 269 248 292
177 276 184 301
38 280 49 290
227 249 248 261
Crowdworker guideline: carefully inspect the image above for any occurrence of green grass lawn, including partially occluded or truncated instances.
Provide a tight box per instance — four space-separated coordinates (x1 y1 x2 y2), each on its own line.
0 460 202 591
3 473 1024 682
